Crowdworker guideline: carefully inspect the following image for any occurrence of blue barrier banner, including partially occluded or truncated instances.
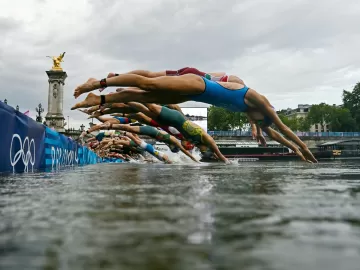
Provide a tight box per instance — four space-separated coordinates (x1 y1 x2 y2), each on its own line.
1 102 45 173
0 101 100 173
43 127 99 170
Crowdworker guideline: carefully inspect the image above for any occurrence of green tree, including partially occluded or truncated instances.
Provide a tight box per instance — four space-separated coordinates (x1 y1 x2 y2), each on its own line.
343 82 360 129
207 106 231 130
277 114 299 131
207 106 247 130
307 103 356 132
227 112 248 130
298 117 311 131
328 107 356 132
307 103 333 130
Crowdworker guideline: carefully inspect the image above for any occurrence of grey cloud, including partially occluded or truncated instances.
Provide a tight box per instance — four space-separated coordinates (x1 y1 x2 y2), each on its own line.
1 0 360 128
0 17 20 34
77 0 360 75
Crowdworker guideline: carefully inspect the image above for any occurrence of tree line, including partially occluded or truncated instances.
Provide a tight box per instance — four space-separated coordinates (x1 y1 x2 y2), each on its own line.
208 82 360 132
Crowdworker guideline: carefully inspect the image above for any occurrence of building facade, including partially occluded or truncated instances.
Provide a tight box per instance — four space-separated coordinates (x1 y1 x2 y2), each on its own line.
284 104 330 132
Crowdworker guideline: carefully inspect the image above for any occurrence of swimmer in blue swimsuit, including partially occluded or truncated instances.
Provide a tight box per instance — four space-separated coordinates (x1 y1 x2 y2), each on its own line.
72 72 317 163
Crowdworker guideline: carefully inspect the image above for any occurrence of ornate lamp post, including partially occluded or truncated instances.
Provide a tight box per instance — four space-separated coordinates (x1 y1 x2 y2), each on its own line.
80 124 85 131
35 103 44 123
4 99 7 104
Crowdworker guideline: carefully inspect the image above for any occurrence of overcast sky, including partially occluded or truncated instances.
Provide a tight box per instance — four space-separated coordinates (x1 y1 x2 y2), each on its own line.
1 0 359 129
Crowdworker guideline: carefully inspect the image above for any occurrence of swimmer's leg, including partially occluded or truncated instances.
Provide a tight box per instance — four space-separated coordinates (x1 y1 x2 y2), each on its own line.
72 90 190 110
73 73 204 99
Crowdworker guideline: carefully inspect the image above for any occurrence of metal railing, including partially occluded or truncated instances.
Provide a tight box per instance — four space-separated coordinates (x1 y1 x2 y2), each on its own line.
207 131 360 137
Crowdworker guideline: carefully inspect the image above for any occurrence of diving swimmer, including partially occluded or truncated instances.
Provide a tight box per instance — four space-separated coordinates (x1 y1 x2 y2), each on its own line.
71 72 317 163
122 102 229 163
83 119 199 163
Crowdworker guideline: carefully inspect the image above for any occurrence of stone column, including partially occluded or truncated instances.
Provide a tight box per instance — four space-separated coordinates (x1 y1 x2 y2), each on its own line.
45 70 67 133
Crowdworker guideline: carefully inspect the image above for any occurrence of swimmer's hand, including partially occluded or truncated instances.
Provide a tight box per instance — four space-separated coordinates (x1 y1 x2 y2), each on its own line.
252 129 257 140
295 148 317 163
224 159 231 165
301 148 318 163
294 148 308 163
256 134 267 147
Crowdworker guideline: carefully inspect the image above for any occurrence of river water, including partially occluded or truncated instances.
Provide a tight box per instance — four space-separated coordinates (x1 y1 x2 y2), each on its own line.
1 160 360 270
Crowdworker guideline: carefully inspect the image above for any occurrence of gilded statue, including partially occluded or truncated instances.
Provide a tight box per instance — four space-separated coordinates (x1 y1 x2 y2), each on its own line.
46 52 66 71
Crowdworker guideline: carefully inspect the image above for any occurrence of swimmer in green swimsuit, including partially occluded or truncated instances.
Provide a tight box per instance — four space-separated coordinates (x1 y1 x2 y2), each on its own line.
71 71 317 163
121 103 229 163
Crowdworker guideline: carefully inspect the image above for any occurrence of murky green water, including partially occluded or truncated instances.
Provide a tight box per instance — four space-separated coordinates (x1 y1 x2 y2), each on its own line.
1 161 360 270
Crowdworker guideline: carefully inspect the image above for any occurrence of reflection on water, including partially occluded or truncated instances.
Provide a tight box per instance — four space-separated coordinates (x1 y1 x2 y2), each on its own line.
1 161 360 270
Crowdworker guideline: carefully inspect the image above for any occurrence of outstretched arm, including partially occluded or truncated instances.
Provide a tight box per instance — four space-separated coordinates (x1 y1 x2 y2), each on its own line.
246 113 258 140
262 127 309 162
203 135 229 164
249 93 317 163
88 115 114 123
255 123 267 146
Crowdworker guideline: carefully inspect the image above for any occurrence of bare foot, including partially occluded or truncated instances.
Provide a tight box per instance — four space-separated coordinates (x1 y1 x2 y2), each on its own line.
71 92 101 110
74 78 99 99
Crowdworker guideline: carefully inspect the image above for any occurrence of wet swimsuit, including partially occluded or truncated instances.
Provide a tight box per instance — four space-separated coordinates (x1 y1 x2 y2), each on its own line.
139 125 173 145
166 67 229 82
95 132 105 142
95 131 114 142
114 117 136 124
157 106 205 145
139 141 168 163
189 77 249 112
139 125 159 138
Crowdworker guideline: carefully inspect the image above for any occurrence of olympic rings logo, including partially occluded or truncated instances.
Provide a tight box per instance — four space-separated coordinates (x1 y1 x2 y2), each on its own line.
10 134 36 173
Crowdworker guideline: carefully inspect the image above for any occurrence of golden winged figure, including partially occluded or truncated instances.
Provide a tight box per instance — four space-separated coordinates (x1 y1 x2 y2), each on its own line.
46 52 66 71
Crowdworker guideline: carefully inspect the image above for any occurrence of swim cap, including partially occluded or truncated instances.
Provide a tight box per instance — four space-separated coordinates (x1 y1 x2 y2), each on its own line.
182 141 195 150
